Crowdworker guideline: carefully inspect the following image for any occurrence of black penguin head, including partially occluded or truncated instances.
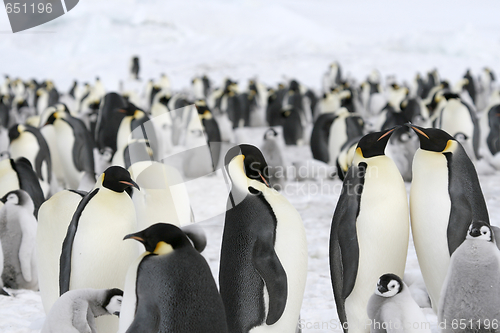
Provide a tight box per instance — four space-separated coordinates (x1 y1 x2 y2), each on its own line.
103 288 123 316
406 124 455 153
467 221 494 242
124 223 192 254
0 190 21 205
355 127 399 159
224 144 270 187
263 128 278 140
101 166 139 193
0 190 32 208
195 100 210 115
8 124 23 142
375 274 403 297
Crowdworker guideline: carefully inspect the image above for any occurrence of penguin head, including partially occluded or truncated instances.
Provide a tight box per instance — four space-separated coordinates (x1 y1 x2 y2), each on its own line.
224 144 271 188
263 128 278 140
406 125 456 153
467 221 494 242
0 190 33 211
124 223 192 254
103 288 124 316
355 127 399 159
8 124 23 142
101 166 140 193
375 273 403 297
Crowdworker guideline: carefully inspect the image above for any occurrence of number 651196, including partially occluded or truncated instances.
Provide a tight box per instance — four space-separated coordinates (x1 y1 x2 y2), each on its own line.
5 2 52 14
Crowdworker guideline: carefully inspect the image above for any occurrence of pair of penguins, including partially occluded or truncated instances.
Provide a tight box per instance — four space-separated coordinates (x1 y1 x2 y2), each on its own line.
330 124 496 333
39 145 308 332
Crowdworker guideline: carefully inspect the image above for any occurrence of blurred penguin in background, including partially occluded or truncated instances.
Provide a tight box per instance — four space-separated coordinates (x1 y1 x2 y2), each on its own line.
261 128 286 190
130 56 140 81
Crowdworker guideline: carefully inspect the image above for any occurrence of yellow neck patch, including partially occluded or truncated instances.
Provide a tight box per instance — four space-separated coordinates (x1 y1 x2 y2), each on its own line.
154 241 174 255
355 147 364 158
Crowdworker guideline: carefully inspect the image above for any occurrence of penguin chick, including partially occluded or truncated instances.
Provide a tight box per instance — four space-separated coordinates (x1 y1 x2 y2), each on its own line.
367 274 431 333
41 288 123 333
0 190 38 290
439 221 500 333
119 223 228 333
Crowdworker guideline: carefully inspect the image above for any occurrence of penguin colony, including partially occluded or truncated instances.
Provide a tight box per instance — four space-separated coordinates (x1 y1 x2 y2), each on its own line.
0 61 499 333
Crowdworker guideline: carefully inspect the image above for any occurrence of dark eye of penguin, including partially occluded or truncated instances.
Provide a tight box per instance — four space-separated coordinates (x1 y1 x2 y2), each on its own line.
467 221 492 242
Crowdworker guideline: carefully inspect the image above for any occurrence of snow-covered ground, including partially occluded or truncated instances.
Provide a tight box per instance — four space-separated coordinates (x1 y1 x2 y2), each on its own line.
1 1 500 332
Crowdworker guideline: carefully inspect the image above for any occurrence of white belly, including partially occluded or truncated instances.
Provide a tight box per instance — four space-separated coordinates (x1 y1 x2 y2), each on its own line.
346 156 410 333
70 190 140 333
410 149 451 311
54 120 82 189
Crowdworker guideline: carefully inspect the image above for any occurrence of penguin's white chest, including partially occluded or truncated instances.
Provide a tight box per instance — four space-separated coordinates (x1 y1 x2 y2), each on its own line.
70 190 139 290
410 149 451 310
10 133 38 166
346 156 409 332
328 115 348 164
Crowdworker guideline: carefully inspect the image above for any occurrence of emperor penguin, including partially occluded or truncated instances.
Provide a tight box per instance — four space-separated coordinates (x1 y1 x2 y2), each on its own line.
261 128 286 190
329 127 410 333
44 111 95 190
327 107 364 166
310 112 336 163
130 56 140 80
118 223 228 333
367 274 431 333
59 166 141 333
438 221 500 333
219 144 308 333
196 100 222 170
408 125 489 312
0 190 38 291
37 189 87 313
94 92 129 155
435 93 480 161
9 124 52 196
41 288 123 333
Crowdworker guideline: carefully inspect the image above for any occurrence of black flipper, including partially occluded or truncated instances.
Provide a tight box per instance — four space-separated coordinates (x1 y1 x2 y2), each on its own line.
461 101 481 160
11 158 45 217
63 116 95 175
59 189 99 295
445 144 489 255
0 288 9 296
329 162 366 331
25 125 52 183
252 235 287 325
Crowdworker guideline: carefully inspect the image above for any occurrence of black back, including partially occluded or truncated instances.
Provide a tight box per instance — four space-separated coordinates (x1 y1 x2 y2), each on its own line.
487 105 500 155
445 143 489 255
22 125 52 183
329 162 366 332
220 189 287 333
95 92 129 153
282 108 303 145
310 113 336 163
127 246 228 333
10 158 45 217
61 115 95 176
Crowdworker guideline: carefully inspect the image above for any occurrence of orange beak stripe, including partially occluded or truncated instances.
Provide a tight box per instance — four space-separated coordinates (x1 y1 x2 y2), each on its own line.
411 126 430 139
259 172 270 188
377 128 395 141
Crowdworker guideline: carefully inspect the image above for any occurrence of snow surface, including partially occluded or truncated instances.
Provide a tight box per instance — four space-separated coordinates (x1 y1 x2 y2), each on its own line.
1 0 500 332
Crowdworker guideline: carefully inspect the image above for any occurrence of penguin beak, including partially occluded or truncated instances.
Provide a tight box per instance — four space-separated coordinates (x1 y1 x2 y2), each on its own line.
377 127 398 141
119 180 140 190
123 233 144 243
377 284 388 294
405 123 429 139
